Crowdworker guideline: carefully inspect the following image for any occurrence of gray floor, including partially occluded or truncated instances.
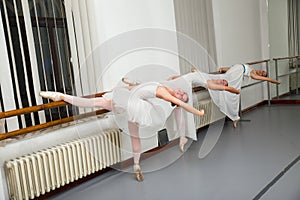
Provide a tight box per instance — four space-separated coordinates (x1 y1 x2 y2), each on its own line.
279 92 300 100
49 105 300 200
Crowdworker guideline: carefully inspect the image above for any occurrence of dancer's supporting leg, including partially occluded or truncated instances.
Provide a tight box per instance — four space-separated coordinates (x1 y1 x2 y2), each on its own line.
128 121 143 181
40 91 113 110
174 107 188 152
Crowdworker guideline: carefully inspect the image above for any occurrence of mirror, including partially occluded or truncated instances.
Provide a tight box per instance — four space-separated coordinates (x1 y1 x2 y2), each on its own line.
268 0 300 101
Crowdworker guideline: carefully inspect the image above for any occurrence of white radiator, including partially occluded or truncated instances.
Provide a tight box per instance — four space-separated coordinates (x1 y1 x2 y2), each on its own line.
194 99 212 129
4 129 121 200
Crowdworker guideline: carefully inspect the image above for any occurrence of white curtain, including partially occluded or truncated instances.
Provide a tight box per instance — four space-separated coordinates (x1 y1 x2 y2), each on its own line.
288 0 299 58
173 0 217 74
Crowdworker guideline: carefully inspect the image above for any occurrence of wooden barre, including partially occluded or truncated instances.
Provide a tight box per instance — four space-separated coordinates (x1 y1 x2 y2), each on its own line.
0 57 275 141
0 87 207 140
273 55 300 61
0 92 107 120
246 59 270 65
0 109 109 141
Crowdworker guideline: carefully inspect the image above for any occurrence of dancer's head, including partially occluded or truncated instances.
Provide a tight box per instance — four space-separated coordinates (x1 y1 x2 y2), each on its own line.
173 89 189 103
256 70 267 77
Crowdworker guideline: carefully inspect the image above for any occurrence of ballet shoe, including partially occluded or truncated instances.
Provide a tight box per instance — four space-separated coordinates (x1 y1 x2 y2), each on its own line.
133 164 144 182
39 91 63 101
179 136 188 152
122 77 140 86
233 119 239 128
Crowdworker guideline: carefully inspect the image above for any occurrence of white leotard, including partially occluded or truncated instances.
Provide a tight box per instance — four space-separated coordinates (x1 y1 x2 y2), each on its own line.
112 82 172 128
127 82 161 126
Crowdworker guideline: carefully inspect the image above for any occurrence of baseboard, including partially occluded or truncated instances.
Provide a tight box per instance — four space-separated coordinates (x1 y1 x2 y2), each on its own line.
270 99 300 104
241 100 268 114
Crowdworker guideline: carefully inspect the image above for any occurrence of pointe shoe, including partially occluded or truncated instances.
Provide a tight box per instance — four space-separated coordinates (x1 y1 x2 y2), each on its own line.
122 77 140 86
39 91 63 101
233 119 239 128
179 136 188 152
133 164 144 182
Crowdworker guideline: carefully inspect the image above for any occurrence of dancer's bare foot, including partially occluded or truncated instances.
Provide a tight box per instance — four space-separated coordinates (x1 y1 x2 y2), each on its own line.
179 136 188 152
122 77 140 86
233 119 239 128
39 91 63 101
133 164 144 182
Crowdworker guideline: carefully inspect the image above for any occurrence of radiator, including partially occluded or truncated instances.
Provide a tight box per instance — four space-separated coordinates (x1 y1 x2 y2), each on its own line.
194 99 212 129
5 128 121 200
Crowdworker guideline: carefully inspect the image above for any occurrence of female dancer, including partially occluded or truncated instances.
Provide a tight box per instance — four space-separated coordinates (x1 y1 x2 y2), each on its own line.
40 82 204 181
122 74 240 153
218 63 280 84
217 63 280 127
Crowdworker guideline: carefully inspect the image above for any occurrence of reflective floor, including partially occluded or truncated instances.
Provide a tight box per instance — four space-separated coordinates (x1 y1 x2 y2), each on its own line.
278 93 300 100
50 105 300 200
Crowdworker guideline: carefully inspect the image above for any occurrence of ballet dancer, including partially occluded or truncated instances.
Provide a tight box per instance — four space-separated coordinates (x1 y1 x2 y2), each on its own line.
218 63 281 84
122 74 240 153
217 63 280 127
40 82 204 182
177 68 245 127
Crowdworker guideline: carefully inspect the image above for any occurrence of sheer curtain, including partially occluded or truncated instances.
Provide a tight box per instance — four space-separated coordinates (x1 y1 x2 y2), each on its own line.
288 0 299 58
173 0 217 74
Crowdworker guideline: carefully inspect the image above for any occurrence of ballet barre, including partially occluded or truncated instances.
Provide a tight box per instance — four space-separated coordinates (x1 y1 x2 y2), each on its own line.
0 92 109 141
273 55 300 98
238 59 271 122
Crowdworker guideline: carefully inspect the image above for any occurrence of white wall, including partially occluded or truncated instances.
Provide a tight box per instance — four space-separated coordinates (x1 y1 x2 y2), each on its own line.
212 0 270 109
80 0 180 91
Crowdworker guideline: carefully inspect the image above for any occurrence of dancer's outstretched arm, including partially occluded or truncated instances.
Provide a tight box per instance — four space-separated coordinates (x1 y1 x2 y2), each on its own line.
207 80 240 94
250 73 281 84
156 87 204 116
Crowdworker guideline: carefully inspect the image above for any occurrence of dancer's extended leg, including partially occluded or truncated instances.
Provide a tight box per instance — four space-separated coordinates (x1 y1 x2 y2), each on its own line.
40 91 113 110
128 121 143 182
174 107 188 152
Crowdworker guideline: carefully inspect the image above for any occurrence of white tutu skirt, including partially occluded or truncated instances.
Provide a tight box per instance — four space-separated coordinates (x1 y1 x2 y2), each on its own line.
111 86 173 128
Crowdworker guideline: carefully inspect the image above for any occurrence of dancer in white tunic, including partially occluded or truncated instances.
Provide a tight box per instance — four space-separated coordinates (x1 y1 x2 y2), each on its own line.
40 82 204 181
218 63 280 84
164 71 241 152
177 64 279 127
216 63 280 127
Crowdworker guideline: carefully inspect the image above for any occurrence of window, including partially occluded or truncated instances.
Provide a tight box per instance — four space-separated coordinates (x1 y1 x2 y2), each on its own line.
0 0 76 130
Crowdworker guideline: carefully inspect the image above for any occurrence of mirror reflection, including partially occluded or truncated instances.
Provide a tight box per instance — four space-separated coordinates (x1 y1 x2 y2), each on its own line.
268 0 300 100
